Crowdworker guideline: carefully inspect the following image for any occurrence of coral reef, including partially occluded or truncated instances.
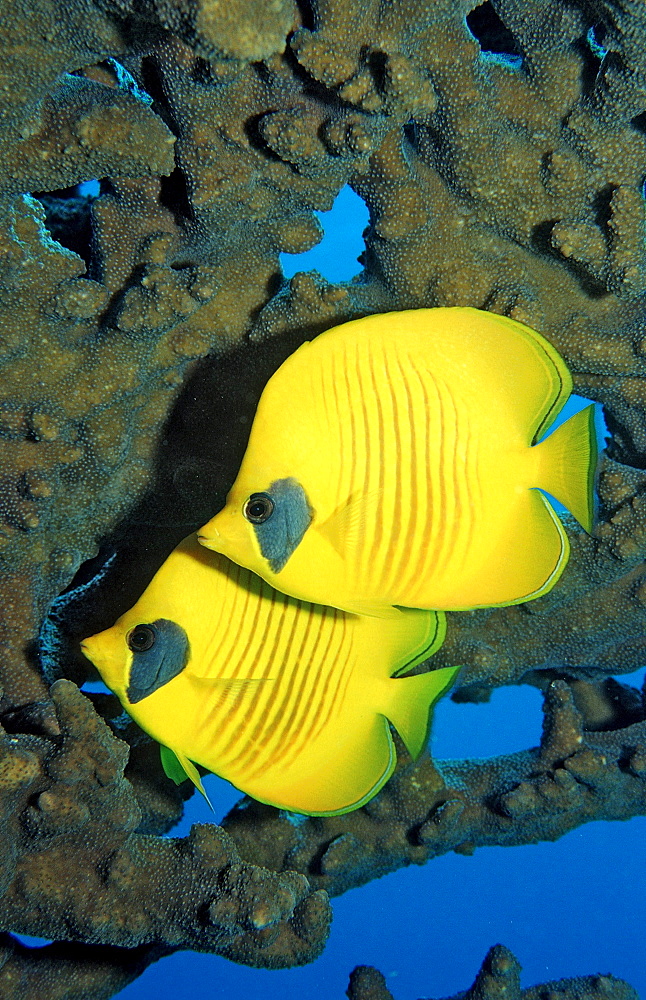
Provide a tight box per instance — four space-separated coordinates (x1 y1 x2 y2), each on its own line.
0 681 330 969
0 0 645 995
346 945 638 1000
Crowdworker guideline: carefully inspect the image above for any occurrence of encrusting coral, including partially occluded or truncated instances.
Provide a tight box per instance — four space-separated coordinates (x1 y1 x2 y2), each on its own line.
1 0 646 996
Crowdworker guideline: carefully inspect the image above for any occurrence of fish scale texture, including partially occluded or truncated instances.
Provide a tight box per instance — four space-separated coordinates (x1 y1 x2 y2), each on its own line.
0 0 644 996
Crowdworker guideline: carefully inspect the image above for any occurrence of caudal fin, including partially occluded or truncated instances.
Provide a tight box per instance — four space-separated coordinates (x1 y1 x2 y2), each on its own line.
385 664 460 759
536 404 597 532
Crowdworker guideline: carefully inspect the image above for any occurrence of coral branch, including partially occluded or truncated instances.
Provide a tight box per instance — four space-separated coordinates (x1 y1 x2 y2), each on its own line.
222 680 646 896
346 944 639 1000
0 936 169 1000
0 682 330 966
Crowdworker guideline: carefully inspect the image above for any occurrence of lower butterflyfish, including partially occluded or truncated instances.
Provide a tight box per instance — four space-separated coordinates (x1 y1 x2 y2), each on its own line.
81 534 458 815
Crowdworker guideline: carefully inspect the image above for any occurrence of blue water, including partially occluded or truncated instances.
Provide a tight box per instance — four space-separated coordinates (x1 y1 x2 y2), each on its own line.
116 672 646 999
279 185 369 283
77 188 646 998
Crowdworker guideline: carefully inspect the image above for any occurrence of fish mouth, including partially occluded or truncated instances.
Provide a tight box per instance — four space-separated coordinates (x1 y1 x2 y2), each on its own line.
197 531 218 547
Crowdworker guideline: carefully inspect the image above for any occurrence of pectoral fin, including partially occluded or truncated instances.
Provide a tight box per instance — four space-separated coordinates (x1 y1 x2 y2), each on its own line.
159 744 213 810
317 488 382 559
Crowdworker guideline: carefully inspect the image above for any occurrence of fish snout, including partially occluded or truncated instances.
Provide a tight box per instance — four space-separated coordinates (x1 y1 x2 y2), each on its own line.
197 514 224 549
80 636 103 672
197 530 218 549
80 633 109 671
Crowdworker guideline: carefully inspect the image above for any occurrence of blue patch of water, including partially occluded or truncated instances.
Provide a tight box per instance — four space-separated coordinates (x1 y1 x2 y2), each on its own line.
78 179 100 198
280 186 368 283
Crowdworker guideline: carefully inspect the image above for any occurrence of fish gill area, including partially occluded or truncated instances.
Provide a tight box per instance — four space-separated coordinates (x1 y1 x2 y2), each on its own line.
0 0 645 997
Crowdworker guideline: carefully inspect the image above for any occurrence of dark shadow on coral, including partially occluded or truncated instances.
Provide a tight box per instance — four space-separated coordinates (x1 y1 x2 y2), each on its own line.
33 185 98 271
630 110 646 135
364 49 388 96
530 218 608 299
140 56 181 137
465 2 522 61
603 407 646 469
592 182 617 238
190 57 215 87
43 327 314 683
0 934 173 997
573 29 605 96
294 0 316 31
159 167 194 224
243 112 286 161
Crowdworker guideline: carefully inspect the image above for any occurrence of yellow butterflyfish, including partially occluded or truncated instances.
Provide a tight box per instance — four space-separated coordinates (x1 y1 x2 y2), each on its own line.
80 534 457 816
197 307 596 618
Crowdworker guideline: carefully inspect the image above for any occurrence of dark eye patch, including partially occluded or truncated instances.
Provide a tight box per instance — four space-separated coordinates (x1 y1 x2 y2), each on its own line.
252 477 313 573
127 618 190 704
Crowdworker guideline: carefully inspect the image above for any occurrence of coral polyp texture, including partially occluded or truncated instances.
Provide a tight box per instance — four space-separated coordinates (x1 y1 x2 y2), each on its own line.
0 0 645 996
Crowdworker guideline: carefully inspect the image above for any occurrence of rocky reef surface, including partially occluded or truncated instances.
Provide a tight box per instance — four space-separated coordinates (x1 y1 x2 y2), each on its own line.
0 0 645 996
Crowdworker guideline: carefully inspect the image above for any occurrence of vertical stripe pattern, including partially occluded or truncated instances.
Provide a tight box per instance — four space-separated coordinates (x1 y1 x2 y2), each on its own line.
321 335 482 605
189 557 356 783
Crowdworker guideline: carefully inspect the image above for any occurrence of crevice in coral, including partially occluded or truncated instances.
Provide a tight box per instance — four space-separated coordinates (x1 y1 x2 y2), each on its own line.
282 42 360 110
190 57 215 87
630 110 646 134
243 112 288 161
159 167 194 224
364 49 388 96
592 182 618 241
466 2 522 64
139 56 181 137
294 0 316 31
574 31 605 95
33 185 98 271
603 409 646 468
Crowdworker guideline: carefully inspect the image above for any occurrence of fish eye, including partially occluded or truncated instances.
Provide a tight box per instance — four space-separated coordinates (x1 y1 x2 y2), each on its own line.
127 624 156 653
243 493 275 524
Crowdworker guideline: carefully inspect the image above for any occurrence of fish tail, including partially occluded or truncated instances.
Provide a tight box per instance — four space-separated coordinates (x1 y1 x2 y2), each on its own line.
385 664 460 760
535 404 597 533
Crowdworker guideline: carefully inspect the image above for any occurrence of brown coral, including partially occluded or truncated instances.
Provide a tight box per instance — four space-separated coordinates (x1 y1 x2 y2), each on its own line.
0 0 645 996
347 945 638 1000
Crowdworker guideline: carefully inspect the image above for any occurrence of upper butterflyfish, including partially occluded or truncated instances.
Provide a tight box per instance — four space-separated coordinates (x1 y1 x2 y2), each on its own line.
80 534 457 816
197 307 596 618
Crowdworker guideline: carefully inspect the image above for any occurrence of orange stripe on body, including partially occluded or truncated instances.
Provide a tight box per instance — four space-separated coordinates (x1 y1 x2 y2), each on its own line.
349 340 373 582
210 587 290 757
432 381 461 581
266 609 352 775
391 353 424 599
365 345 387 587
233 600 319 772
223 592 304 769
413 371 444 599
